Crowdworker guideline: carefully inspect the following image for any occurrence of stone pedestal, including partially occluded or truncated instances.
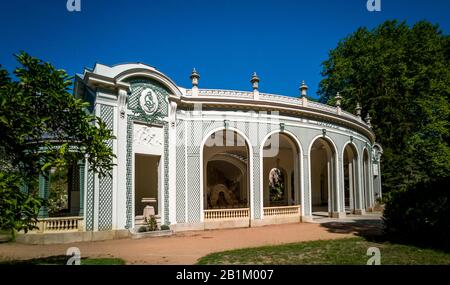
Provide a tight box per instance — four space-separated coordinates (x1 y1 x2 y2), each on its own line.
143 205 155 219
331 212 346 219
354 209 366 215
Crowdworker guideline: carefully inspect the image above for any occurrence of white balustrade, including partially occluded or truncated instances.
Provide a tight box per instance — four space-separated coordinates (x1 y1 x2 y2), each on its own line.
184 88 371 128
263 205 300 217
37 217 83 233
204 208 250 220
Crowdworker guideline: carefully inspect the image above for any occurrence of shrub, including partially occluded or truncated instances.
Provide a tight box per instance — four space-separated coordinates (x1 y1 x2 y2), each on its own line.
144 215 158 231
137 226 148 233
0 172 43 240
383 177 450 249
160 224 170 231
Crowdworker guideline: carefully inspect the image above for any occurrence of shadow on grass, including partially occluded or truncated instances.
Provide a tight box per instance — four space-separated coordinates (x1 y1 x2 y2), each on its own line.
320 218 450 253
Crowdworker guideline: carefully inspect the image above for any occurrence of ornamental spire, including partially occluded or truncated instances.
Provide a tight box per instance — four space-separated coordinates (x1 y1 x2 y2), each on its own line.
250 72 260 90
250 72 260 100
355 102 362 118
190 68 200 96
335 92 342 114
365 113 372 127
300 80 308 98
190 68 200 87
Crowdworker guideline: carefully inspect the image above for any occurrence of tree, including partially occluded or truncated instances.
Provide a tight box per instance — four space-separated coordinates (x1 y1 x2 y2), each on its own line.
318 20 450 248
318 20 450 193
0 52 115 238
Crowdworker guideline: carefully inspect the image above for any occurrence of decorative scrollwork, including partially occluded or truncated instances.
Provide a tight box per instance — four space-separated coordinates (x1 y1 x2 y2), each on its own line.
139 88 159 115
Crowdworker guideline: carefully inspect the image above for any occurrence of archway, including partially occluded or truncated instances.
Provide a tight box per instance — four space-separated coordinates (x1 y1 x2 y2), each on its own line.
262 133 300 207
310 137 337 217
343 143 358 213
203 130 250 210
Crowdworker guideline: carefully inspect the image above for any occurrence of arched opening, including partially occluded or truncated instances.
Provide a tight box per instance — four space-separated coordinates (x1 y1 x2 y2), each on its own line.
310 137 337 217
362 149 370 210
343 144 358 213
203 130 250 211
263 133 300 207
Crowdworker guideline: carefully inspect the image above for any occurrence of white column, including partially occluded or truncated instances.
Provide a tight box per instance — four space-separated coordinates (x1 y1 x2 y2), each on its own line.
354 155 366 215
332 154 346 219
302 153 313 222
348 160 354 211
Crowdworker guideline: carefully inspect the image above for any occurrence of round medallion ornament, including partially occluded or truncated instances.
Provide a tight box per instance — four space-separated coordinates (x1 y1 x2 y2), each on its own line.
139 88 159 115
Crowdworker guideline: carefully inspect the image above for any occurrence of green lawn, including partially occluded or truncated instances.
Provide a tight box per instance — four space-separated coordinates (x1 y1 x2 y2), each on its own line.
197 237 450 265
0 256 125 265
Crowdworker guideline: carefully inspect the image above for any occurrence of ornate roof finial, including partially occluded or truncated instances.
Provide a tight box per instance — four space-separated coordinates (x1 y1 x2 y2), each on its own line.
250 72 260 91
190 68 200 87
355 102 362 117
300 80 308 98
365 113 372 127
335 92 342 107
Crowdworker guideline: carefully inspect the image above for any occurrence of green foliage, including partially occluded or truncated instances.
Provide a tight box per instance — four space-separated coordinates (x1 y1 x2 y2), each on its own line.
138 226 148 233
318 20 450 247
0 172 43 240
0 52 115 179
383 178 450 249
318 20 450 192
47 167 69 216
144 215 158 231
270 184 284 202
160 224 170 231
0 52 115 235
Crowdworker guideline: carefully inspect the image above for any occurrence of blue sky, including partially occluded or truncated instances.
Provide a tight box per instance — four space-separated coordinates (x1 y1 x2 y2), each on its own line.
1 0 449 98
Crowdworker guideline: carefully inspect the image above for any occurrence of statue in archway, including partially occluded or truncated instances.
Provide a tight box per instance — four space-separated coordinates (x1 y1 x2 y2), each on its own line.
209 184 239 208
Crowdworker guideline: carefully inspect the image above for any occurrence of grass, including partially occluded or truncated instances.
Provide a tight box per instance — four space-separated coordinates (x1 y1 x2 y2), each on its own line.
197 237 450 265
0 256 126 265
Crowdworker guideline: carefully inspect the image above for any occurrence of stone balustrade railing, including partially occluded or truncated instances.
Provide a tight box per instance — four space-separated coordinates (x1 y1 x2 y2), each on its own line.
36 217 84 233
187 89 254 98
184 89 369 128
204 208 250 220
263 205 301 217
259 92 302 105
307 100 337 114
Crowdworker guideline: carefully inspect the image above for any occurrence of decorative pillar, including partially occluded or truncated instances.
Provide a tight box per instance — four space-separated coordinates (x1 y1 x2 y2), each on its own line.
333 155 346 219
353 153 366 215
190 68 200 97
300 80 308 107
250 72 260 100
301 153 313 222
252 148 263 221
38 171 50 218
168 101 178 225
116 88 129 229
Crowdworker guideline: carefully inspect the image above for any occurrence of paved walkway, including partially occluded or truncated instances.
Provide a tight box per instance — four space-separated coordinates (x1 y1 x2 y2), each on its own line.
0 213 382 264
